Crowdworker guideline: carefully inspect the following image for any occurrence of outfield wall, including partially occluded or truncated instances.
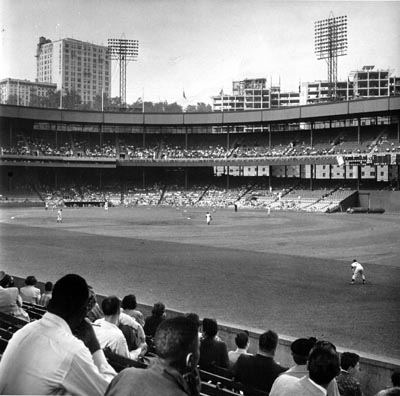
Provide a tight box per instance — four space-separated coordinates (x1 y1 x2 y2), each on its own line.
359 190 400 213
12 277 400 396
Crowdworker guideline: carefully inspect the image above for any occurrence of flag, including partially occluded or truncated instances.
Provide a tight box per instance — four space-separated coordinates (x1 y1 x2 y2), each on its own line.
220 88 224 96
183 90 187 100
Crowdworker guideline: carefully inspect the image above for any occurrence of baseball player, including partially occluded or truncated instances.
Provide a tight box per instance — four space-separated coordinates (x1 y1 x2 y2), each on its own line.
351 259 366 285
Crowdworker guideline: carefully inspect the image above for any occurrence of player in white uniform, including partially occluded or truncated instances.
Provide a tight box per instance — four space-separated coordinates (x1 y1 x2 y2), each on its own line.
351 259 366 284
57 209 63 223
206 212 212 225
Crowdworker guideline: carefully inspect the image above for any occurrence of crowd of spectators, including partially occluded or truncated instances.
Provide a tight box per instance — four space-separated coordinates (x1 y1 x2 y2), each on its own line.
0 271 398 395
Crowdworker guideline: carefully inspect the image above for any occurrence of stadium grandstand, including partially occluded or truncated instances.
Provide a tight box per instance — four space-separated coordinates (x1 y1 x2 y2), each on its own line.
1 97 400 212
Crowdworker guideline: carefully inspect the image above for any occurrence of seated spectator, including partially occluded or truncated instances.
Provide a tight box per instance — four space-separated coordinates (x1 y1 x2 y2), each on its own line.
269 341 340 396
376 370 400 396
337 352 363 396
185 312 202 340
199 318 229 370
38 281 53 307
105 316 201 396
86 285 104 322
228 331 250 368
0 272 30 322
233 329 287 393
0 273 116 395
93 295 143 360
144 302 166 338
20 275 41 304
121 294 145 327
271 337 340 396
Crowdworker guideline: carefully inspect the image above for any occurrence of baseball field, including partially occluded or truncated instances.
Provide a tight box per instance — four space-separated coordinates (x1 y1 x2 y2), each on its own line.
0 205 399 360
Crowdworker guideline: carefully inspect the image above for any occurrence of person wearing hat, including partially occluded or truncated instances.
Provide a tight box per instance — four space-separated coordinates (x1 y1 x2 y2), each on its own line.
270 338 340 396
0 273 30 322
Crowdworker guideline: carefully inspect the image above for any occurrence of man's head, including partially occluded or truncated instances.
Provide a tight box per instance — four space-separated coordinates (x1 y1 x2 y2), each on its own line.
259 330 279 355
202 318 218 338
47 274 89 330
340 352 360 374
235 331 249 349
154 316 199 373
0 274 12 288
307 342 340 388
44 281 53 292
101 296 121 321
122 294 137 310
291 337 317 365
25 275 37 286
152 302 165 317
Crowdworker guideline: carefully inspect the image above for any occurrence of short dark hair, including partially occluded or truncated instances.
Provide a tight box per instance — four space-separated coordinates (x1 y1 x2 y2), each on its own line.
291 337 317 365
185 313 201 328
308 344 340 385
155 317 198 365
101 296 121 316
259 330 278 353
0 274 12 288
235 332 249 349
202 318 218 338
122 294 137 310
47 274 89 318
44 281 53 292
340 352 360 371
152 302 165 316
392 370 400 387
25 275 37 286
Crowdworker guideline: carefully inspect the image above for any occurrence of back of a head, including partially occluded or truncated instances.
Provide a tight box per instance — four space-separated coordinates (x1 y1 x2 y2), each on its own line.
155 316 198 367
25 275 37 286
392 370 400 387
0 274 12 288
308 344 340 386
122 294 137 310
259 330 278 353
291 337 316 365
45 281 53 292
101 295 121 316
47 274 89 319
340 352 360 371
202 318 218 338
185 312 201 328
152 302 165 317
235 331 249 349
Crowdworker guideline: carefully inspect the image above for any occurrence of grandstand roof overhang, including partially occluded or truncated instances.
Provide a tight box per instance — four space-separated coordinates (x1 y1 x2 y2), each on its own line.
1 96 399 127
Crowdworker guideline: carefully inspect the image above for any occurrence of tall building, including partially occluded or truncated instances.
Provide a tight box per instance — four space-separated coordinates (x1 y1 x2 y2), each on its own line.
0 78 56 106
212 78 299 112
36 37 111 105
300 66 399 105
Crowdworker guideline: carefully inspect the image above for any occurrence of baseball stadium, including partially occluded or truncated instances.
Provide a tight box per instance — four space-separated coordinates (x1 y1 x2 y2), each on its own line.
1 97 400 395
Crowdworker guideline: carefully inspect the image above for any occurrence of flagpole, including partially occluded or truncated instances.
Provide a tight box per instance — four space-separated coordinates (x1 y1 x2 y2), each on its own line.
101 89 104 112
142 87 144 113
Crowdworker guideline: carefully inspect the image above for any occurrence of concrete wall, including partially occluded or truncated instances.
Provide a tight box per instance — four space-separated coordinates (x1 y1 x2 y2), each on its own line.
359 190 400 213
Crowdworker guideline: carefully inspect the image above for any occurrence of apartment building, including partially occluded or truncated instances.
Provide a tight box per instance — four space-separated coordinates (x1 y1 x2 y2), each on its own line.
36 36 111 105
0 78 56 106
300 66 399 105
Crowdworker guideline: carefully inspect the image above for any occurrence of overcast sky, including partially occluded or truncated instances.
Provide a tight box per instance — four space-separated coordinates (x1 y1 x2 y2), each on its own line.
1 0 399 105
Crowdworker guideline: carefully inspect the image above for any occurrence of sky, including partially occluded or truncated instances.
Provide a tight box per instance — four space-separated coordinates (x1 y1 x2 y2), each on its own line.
1 0 399 105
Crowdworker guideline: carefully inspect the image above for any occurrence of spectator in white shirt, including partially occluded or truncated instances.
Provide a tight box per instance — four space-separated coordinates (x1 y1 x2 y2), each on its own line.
19 275 41 304
228 331 250 368
0 273 116 395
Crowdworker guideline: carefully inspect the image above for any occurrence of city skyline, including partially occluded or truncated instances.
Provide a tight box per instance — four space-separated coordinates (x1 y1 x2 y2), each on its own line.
1 0 399 105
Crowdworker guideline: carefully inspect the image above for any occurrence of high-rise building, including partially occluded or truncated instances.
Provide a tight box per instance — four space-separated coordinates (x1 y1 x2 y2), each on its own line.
300 66 399 105
36 36 111 105
0 78 57 106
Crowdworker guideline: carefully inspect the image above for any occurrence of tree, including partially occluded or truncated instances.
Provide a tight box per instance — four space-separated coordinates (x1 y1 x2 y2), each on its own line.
185 102 212 112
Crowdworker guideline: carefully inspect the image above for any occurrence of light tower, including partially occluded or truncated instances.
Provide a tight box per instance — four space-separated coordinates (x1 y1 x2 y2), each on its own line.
314 13 347 101
107 38 139 106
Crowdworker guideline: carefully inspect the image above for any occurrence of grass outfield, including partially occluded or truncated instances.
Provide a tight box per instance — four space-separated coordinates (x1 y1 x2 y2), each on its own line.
1 206 399 360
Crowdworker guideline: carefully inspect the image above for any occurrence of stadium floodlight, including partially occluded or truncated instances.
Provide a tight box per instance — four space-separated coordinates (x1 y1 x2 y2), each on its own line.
107 38 139 106
315 13 347 101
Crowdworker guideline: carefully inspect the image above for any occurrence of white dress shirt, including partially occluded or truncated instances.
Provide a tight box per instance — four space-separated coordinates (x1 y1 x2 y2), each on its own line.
0 312 116 395
94 318 131 357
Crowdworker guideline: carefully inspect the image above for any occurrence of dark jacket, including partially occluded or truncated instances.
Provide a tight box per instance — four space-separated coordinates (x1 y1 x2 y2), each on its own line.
199 337 229 370
233 353 287 392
